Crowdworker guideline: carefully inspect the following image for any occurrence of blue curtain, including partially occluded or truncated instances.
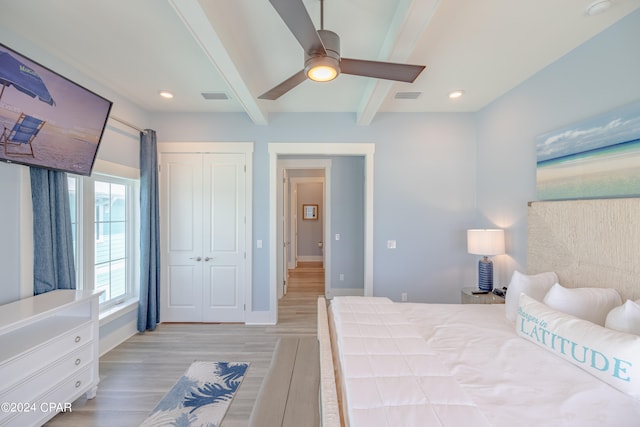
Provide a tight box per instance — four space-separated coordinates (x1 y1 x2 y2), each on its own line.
138 129 161 332
30 167 76 295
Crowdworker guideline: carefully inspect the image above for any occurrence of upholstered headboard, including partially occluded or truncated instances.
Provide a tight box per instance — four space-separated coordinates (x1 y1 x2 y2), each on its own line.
527 198 640 301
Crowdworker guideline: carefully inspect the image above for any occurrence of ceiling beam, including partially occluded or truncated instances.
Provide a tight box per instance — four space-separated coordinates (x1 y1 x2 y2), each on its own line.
169 0 268 125
357 0 441 125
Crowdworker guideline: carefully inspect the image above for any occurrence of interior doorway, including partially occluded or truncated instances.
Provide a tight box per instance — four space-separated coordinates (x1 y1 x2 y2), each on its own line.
269 143 375 324
286 174 325 297
277 160 330 300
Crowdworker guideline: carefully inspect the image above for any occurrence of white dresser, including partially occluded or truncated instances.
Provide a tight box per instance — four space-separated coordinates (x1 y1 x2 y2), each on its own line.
0 289 102 427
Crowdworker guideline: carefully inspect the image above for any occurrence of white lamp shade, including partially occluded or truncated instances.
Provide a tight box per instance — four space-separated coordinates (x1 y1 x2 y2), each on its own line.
467 229 505 256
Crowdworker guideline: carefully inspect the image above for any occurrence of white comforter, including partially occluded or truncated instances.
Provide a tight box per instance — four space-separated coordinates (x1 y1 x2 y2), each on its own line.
330 297 490 426
330 297 640 427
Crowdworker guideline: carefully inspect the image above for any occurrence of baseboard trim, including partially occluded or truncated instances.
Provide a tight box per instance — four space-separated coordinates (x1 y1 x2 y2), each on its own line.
297 256 323 262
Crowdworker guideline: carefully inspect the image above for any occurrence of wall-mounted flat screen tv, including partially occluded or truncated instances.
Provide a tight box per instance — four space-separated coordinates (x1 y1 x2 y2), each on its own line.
0 43 112 176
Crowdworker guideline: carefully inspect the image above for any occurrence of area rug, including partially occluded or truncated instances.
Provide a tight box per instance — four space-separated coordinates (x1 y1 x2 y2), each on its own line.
140 361 250 427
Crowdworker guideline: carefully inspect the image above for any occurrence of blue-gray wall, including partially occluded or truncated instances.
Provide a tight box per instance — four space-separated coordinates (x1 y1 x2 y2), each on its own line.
475 9 640 286
297 182 323 258
330 156 364 290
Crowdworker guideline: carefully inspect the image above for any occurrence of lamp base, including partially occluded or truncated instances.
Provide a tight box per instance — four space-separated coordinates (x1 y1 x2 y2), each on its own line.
478 256 493 291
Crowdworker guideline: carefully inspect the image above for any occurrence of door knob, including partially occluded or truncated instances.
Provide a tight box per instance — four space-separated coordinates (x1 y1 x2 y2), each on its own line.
189 256 202 261
204 257 212 261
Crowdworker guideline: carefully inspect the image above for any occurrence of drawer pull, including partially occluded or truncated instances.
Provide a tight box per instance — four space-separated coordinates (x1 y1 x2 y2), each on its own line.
75 380 82 388
75 335 81 343
75 358 81 366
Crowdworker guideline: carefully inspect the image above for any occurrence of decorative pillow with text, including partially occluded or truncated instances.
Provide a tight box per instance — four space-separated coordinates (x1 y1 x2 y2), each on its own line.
517 293 640 399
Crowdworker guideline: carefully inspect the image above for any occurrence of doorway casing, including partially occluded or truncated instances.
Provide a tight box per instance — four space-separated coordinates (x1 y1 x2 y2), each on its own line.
268 143 374 324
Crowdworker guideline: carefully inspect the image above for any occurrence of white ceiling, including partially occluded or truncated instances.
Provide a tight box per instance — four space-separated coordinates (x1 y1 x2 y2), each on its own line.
1 0 638 125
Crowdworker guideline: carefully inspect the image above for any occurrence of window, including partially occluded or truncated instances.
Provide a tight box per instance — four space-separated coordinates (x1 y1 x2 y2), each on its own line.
68 173 138 308
94 181 128 304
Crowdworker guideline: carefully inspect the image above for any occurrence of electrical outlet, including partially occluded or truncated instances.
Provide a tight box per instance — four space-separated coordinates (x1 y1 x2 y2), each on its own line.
387 240 397 249
339 273 344 281
401 292 408 302
335 233 341 240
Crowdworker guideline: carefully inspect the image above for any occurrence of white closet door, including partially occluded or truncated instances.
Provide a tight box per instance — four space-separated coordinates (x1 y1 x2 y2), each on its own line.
161 152 246 322
201 153 246 322
161 153 204 322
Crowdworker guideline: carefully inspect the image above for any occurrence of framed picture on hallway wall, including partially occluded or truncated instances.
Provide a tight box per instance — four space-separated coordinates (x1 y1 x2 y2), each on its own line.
303 204 318 220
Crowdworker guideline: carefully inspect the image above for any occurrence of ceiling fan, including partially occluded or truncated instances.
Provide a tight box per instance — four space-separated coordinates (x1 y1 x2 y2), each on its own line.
258 0 426 100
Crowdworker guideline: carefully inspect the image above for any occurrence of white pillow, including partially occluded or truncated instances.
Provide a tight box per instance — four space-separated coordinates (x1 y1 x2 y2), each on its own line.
504 270 558 322
543 283 622 326
606 300 640 336
517 294 640 399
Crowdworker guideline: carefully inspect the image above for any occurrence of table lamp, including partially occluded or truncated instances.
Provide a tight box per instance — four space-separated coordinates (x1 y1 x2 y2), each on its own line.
467 229 505 291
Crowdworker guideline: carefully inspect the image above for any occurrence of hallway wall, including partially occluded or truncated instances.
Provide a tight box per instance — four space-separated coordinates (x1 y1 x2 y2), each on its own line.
296 182 323 260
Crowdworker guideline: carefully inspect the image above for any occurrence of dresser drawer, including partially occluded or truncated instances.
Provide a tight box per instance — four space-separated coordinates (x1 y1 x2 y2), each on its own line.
0 343 94 415
1 365 95 427
0 321 93 392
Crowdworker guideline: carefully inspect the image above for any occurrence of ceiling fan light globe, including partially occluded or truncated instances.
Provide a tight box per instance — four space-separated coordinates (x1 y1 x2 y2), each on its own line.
305 56 340 82
307 65 338 82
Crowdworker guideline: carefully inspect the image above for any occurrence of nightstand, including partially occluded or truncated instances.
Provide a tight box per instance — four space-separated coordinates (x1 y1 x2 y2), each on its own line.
461 287 505 304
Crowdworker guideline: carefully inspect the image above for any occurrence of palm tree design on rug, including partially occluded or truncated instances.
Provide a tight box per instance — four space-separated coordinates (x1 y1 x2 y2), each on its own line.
184 362 248 412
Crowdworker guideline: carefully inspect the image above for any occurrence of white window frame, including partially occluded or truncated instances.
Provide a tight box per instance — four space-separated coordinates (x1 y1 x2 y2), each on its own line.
68 163 139 311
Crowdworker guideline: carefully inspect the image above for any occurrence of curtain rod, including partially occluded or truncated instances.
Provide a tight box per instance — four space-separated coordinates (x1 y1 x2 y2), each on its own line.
109 115 147 134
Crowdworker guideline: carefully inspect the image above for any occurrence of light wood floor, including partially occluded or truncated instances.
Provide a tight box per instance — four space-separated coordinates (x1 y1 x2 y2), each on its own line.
45 262 325 427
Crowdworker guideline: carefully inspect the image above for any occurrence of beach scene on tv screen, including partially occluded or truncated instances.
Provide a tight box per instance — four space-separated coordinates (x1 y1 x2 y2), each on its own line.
0 45 111 175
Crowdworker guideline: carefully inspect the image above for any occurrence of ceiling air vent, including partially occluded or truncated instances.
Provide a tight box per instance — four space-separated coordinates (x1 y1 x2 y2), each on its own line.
394 91 421 100
201 92 229 100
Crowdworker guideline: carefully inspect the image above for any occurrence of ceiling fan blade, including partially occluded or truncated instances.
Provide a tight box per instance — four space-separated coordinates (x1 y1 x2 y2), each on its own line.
269 0 326 56
258 70 307 100
340 58 425 83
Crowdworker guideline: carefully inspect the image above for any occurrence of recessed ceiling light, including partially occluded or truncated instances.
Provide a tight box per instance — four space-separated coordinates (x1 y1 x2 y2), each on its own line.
159 90 174 99
586 0 611 16
449 90 464 99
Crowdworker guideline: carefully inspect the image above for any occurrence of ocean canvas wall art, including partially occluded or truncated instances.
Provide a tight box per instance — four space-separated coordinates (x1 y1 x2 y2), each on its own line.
536 101 640 200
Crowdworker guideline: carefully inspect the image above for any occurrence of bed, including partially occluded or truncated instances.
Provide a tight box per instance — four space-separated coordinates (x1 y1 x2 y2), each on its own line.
317 199 640 426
